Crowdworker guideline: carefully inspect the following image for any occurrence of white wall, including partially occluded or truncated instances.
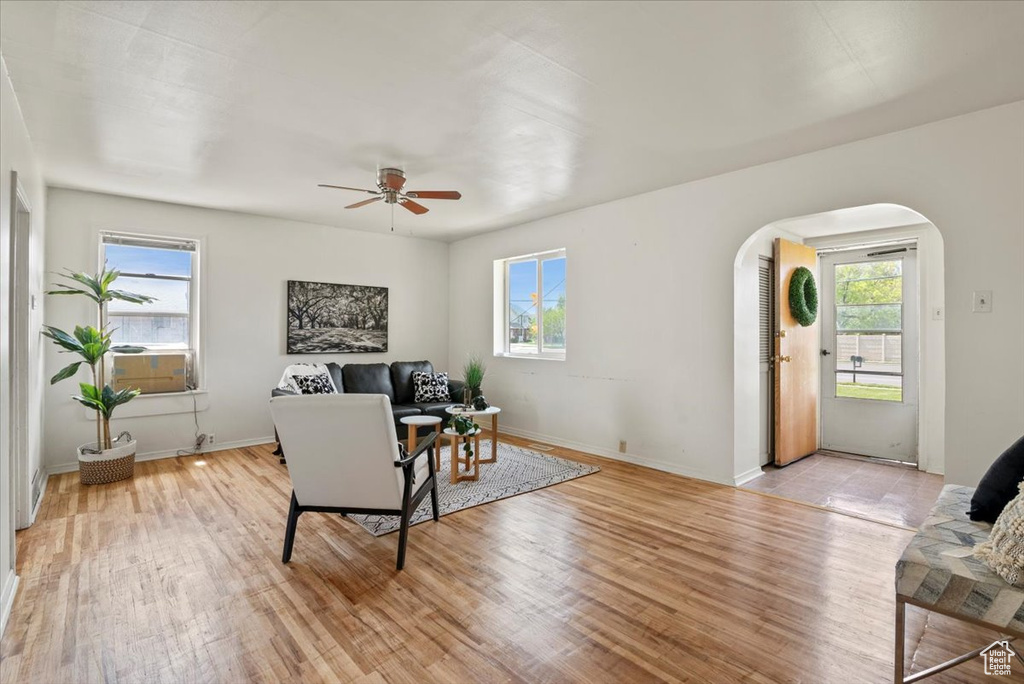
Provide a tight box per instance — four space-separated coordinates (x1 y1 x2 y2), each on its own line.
449 101 1024 487
43 189 450 471
1 54 46 635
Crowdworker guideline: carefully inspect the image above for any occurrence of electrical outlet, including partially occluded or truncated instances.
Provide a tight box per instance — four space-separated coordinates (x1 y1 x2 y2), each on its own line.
618 440 627 453
207 432 215 446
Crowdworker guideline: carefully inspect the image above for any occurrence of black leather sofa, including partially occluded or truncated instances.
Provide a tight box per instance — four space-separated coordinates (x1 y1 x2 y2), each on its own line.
271 360 465 431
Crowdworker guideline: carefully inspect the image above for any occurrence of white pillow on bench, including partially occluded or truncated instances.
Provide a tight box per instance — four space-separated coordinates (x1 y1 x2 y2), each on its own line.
975 482 1024 587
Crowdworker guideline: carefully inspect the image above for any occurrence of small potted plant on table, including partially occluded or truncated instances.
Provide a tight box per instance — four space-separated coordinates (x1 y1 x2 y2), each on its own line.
43 267 154 484
462 354 486 406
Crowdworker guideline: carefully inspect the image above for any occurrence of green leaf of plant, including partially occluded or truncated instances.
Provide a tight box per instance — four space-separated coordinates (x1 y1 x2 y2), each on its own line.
107 289 156 304
42 326 84 353
111 345 147 354
50 362 82 384
78 383 101 402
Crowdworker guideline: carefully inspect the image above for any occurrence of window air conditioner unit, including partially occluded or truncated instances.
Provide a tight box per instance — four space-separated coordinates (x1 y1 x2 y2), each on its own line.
112 352 188 394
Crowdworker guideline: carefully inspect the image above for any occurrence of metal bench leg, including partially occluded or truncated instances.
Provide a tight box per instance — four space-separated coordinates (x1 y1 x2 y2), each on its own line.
895 596 905 684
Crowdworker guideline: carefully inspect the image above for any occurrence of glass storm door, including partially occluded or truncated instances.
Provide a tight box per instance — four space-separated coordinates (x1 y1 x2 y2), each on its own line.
819 247 919 462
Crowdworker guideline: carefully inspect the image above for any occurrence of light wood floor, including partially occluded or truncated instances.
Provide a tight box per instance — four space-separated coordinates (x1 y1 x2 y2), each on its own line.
0 437 1003 683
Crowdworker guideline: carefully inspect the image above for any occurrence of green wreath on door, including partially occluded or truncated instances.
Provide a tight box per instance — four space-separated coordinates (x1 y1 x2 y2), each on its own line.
788 266 818 327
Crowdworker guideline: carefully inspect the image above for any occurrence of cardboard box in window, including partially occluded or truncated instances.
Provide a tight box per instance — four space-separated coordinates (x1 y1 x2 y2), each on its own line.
112 353 188 394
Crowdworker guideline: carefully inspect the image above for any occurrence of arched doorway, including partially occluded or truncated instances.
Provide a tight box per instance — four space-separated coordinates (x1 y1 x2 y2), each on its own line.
733 204 946 500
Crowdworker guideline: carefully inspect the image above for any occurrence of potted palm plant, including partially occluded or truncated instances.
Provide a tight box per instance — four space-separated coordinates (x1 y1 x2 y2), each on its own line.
463 354 486 403
43 266 154 484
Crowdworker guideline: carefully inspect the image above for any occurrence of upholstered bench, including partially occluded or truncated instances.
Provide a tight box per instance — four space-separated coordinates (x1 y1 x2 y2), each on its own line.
895 484 1024 682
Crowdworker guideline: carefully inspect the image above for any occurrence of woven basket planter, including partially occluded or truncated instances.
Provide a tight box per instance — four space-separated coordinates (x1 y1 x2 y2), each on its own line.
77 438 137 485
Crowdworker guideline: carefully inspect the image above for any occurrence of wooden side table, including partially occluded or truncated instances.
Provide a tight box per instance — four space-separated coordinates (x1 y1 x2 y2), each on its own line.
444 427 482 484
400 415 443 469
445 406 502 463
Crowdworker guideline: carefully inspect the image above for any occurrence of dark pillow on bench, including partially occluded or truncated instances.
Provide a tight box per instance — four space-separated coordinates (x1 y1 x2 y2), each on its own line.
970 435 1024 523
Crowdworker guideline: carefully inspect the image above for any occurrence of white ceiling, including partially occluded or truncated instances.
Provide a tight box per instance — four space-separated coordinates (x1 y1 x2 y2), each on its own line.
2 1 1023 241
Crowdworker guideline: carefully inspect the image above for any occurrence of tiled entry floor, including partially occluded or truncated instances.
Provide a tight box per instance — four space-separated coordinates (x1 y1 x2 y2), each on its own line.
741 452 944 529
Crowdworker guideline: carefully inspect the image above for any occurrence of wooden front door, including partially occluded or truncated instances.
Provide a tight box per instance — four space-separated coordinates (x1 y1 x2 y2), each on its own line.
773 238 818 466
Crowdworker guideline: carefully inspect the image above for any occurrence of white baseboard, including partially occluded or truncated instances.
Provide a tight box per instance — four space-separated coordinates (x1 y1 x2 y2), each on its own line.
45 436 277 475
499 425 731 485
733 467 765 487
0 571 19 639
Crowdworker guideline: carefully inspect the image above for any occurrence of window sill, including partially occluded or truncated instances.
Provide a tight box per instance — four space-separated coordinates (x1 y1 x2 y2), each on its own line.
494 353 566 362
80 389 209 419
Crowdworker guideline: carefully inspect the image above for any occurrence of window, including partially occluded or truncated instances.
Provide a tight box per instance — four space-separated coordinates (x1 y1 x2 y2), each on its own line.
497 249 566 359
833 258 903 402
101 232 199 382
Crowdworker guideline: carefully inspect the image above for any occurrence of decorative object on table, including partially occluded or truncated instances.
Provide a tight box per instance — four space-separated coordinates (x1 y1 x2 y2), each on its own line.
463 354 486 398
451 414 480 461
472 395 489 411
286 280 388 354
412 371 451 402
788 266 818 327
43 266 155 484
974 482 1024 587
348 441 600 536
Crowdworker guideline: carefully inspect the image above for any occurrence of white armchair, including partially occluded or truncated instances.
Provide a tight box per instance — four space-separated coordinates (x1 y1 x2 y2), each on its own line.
269 393 440 570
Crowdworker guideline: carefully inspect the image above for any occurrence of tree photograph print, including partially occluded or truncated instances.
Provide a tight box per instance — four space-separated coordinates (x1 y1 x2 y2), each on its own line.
287 280 388 353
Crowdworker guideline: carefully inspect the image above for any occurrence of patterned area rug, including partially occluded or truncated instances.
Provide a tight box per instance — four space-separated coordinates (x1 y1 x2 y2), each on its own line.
348 439 600 536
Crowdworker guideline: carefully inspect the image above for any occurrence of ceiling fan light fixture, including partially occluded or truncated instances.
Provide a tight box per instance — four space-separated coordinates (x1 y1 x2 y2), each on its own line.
318 167 462 223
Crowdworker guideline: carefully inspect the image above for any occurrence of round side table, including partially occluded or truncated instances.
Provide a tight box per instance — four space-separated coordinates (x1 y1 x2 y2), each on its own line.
400 415 443 469
443 426 482 484
445 406 502 463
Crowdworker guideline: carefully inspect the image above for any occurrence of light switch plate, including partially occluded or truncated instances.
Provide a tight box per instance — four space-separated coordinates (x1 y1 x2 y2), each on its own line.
931 306 944 320
973 290 993 313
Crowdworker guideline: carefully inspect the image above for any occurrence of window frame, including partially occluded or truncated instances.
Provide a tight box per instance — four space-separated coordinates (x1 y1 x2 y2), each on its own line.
497 248 566 360
99 230 202 389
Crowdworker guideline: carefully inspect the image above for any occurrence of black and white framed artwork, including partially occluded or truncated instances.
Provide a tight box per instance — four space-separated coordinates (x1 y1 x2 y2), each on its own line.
287 280 388 353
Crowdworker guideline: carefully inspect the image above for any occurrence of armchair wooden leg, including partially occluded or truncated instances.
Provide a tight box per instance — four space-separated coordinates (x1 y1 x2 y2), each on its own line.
282 491 301 564
430 479 440 522
397 506 411 571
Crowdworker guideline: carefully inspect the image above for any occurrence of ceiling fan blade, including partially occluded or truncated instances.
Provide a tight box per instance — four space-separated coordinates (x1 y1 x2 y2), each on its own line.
345 196 383 209
400 198 429 215
318 184 378 194
404 191 462 200
383 171 406 191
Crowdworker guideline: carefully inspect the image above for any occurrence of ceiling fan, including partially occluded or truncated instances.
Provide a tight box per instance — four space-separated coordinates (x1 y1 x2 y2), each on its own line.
318 168 462 216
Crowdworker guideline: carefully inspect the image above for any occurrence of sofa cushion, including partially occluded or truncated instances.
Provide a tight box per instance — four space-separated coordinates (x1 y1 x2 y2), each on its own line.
408 402 458 423
325 362 344 393
294 372 337 395
342 363 395 401
390 404 424 422
413 371 451 403
390 361 434 404
971 435 1024 523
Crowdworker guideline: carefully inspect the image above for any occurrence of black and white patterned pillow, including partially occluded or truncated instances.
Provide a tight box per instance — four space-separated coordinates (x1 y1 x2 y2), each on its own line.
294 372 337 395
413 371 450 403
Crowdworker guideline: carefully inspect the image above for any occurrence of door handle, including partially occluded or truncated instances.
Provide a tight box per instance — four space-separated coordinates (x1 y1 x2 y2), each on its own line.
773 355 792 363
821 349 831 356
